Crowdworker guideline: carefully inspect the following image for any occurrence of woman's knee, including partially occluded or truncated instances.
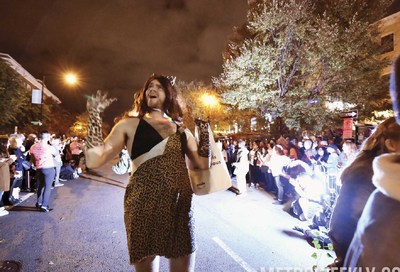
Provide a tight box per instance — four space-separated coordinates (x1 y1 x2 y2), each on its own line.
169 253 196 272
134 255 159 272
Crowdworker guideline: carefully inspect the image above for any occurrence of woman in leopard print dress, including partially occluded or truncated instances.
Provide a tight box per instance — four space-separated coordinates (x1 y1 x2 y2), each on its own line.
84 74 211 272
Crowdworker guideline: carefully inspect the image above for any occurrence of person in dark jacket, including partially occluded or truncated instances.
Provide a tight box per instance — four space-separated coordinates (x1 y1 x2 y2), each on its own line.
329 117 400 267
343 55 400 269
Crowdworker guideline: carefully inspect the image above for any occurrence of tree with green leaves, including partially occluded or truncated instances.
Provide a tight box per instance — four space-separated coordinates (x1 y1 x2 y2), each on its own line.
45 98 76 136
214 0 392 132
0 58 41 133
176 80 261 134
0 58 78 134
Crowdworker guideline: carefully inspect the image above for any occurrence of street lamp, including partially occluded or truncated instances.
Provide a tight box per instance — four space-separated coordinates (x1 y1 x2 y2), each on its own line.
201 93 218 121
36 72 79 127
64 72 78 86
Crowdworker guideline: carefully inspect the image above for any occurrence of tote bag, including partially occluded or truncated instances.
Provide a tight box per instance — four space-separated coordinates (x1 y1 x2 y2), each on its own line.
187 125 232 195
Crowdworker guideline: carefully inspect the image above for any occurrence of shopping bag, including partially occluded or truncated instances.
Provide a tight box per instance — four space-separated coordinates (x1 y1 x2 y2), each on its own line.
187 125 232 195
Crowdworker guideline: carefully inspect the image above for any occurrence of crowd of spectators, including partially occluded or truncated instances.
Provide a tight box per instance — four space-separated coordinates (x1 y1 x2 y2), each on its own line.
0 133 86 216
222 114 400 268
220 132 361 253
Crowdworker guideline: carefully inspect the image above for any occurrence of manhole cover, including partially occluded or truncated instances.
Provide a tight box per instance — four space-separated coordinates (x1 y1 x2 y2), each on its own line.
0 260 21 272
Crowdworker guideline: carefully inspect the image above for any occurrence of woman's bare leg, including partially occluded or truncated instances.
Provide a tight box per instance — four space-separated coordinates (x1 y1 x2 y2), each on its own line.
133 255 160 272
169 252 196 272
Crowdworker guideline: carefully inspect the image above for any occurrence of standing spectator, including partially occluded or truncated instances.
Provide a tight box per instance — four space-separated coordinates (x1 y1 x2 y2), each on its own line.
300 139 316 166
312 146 329 175
227 140 238 177
268 145 292 205
8 134 26 201
259 145 274 191
343 56 400 270
339 140 358 170
323 145 341 195
248 140 261 188
288 138 299 160
23 134 36 191
29 131 56 212
69 137 82 167
221 140 228 169
232 140 249 195
1 135 13 215
51 136 64 187
329 117 400 267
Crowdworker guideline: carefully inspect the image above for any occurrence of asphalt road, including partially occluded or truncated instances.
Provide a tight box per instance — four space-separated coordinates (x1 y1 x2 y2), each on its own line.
0 162 335 272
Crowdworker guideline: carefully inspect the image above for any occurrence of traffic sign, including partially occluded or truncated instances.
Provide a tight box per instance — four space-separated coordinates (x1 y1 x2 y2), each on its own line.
31 121 42 126
340 111 357 118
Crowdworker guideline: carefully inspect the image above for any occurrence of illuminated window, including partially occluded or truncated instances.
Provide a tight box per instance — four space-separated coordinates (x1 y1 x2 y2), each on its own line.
381 33 394 54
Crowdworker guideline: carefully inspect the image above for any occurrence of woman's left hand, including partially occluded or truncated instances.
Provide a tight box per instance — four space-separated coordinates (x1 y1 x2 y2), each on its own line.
87 90 117 113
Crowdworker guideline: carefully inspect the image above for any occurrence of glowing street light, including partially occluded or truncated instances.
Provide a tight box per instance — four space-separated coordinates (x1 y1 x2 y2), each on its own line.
64 72 78 86
201 93 218 108
35 72 80 127
201 93 219 121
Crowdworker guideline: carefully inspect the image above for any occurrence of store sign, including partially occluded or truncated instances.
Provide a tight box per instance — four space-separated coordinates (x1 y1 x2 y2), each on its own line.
343 117 353 139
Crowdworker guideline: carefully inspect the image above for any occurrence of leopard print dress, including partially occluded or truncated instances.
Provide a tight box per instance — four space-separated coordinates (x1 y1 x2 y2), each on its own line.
124 131 195 264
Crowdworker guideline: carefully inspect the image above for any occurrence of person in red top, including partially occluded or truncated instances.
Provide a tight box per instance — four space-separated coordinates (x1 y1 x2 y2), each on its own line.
69 137 82 167
29 131 56 212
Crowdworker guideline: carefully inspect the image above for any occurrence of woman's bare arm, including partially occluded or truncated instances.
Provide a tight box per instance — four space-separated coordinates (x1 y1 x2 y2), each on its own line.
85 119 134 169
184 129 211 170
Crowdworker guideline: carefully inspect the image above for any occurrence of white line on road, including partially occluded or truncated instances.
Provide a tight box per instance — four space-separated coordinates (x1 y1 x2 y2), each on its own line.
212 236 258 272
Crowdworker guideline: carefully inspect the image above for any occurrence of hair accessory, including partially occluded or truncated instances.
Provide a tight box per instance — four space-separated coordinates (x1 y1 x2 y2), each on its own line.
151 73 176 86
166 76 176 86
276 144 283 150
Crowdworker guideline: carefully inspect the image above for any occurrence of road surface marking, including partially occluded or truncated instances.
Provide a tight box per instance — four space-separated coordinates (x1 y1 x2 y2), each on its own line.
212 236 257 272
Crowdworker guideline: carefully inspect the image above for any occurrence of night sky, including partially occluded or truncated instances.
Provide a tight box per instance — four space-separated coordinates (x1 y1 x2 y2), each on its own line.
1 0 399 123
0 0 248 121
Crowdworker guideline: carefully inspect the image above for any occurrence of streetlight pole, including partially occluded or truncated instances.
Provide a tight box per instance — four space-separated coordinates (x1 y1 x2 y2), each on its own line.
40 76 45 128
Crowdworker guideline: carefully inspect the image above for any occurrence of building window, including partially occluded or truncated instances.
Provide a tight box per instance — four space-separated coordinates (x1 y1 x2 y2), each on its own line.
381 33 394 54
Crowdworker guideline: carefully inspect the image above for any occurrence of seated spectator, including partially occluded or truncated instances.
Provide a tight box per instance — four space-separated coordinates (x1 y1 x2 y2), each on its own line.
288 160 323 221
60 161 79 181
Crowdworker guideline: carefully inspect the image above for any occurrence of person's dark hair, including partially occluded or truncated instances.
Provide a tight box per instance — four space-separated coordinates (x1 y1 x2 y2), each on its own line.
129 74 183 122
287 164 306 179
315 146 329 162
390 56 400 124
0 135 9 158
39 130 50 140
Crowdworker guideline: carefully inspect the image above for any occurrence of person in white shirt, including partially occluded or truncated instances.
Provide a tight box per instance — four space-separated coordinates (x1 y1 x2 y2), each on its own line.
232 140 249 195
268 145 292 205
